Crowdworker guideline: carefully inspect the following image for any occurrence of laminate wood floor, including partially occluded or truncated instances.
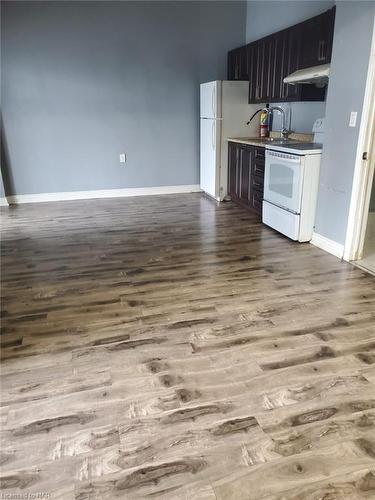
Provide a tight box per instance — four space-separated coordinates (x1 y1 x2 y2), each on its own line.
356 213 375 275
1 193 375 499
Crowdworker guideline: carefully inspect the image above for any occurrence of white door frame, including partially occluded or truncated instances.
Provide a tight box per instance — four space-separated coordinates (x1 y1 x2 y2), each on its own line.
343 22 375 262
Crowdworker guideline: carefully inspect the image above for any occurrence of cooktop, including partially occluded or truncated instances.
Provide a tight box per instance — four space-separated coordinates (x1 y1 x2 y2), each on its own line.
265 142 323 155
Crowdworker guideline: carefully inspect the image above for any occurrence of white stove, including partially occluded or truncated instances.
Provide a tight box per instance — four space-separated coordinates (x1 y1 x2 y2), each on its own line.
262 118 324 242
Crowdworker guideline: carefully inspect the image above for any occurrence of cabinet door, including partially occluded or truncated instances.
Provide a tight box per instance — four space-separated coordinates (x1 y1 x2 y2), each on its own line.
228 49 242 80
250 147 265 216
248 42 258 103
228 144 265 216
299 8 335 69
269 33 281 101
266 35 280 101
254 40 265 101
250 189 263 216
257 36 273 102
227 50 236 80
317 7 335 64
239 46 249 80
227 46 248 81
253 29 301 103
262 29 301 103
264 36 276 101
253 35 280 103
250 36 276 104
239 146 252 204
281 26 301 101
228 142 239 197
251 160 265 186
299 17 319 69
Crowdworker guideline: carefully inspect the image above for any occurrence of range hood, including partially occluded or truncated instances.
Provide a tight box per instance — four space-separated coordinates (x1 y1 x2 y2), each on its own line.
284 63 330 85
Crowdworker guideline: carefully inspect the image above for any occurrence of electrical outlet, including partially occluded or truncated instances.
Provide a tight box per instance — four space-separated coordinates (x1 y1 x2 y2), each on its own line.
349 111 357 128
119 153 126 164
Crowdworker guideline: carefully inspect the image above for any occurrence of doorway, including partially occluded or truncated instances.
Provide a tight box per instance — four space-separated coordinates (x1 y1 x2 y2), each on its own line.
344 120 375 274
344 26 375 273
356 176 375 274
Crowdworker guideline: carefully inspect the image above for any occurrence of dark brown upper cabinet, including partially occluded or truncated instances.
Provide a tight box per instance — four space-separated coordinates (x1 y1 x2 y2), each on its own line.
278 24 326 103
228 7 335 104
248 34 281 103
254 35 275 102
227 46 249 81
299 8 335 69
247 42 258 102
279 26 301 102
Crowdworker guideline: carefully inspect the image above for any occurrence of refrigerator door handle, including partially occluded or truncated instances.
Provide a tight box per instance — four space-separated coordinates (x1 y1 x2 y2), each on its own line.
212 87 215 118
212 121 215 150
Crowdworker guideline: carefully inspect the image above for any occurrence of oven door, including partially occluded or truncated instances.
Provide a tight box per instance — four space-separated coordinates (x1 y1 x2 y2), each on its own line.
264 150 303 214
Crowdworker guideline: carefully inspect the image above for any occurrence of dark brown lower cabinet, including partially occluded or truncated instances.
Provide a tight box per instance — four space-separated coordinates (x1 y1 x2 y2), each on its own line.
228 142 265 217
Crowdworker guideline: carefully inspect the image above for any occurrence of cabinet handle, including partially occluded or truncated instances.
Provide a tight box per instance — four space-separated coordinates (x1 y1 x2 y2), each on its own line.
238 148 243 193
318 40 325 61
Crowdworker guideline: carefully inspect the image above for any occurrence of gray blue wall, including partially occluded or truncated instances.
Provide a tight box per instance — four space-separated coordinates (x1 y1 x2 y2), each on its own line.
246 0 334 43
1 1 246 196
270 102 327 135
314 1 375 244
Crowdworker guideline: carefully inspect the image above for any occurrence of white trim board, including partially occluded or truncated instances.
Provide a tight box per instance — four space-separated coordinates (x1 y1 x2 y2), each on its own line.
310 232 344 259
344 18 375 262
6 185 201 204
0 197 8 206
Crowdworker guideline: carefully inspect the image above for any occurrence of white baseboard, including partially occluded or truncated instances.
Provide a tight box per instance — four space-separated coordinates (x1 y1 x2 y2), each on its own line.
6 185 201 204
310 231 344 259
0 197 8 206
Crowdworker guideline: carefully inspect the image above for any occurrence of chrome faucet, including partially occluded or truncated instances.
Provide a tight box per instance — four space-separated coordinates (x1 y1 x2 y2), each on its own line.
269 106 289 138
247 106 290 139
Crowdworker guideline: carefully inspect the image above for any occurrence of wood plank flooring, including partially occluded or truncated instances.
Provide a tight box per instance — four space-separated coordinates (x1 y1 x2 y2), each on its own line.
1 193 375 499
356 212 375 275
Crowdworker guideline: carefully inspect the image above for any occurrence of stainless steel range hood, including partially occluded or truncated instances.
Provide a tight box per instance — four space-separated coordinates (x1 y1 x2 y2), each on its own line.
284 63 330 85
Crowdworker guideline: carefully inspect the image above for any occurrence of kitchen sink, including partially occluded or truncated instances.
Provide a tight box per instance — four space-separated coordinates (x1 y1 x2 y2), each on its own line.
266 137 285 142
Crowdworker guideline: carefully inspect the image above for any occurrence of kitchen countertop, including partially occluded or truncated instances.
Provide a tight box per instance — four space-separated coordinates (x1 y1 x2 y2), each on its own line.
228 132 314 148
228 137 302 147
228 135 322 155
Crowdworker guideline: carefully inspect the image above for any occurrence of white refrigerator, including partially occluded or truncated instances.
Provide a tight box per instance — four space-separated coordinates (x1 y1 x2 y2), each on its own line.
200 80 260 201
